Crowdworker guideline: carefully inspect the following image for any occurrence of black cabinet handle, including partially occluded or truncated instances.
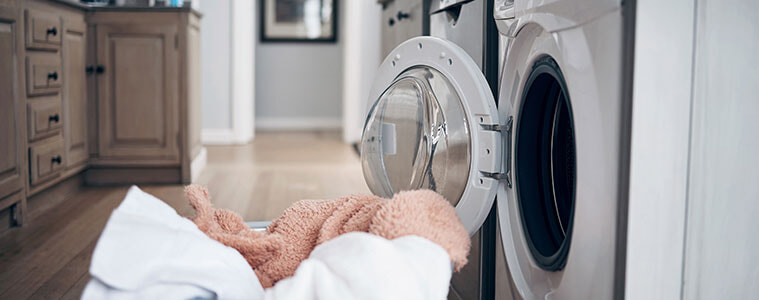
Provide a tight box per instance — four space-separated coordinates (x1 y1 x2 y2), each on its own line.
47 71 58 80
51 155 62 164
388 18 395 26
46 27 57 36
48 114 59 123
95 65 105 74
86 66 94 74
397 11 410 21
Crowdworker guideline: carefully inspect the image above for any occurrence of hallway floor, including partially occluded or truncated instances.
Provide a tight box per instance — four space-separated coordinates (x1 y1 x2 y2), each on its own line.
0 131 369 299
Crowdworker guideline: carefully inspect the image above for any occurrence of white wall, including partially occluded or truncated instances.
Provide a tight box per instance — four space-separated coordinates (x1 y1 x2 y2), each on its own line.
627 0 759 298
199 0 255 144
254 0 345 130
682 0 759 298
625 0 695 298
341 0 382 143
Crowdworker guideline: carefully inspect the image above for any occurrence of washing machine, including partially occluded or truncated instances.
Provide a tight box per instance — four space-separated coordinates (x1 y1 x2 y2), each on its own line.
360 0 634 299
429 0 500 299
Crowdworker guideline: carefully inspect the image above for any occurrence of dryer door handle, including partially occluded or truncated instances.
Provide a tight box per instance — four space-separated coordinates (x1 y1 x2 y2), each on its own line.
396 11 410 21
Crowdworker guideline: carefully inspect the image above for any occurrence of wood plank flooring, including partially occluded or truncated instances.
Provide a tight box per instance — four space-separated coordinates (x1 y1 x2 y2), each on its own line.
0 131 370 299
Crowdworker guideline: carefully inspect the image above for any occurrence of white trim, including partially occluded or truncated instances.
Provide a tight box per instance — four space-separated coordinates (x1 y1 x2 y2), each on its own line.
190 147 207 182
341 0 381 143
202 128 252 145
256 117 342 130
230 0 256 142
198 1 254 146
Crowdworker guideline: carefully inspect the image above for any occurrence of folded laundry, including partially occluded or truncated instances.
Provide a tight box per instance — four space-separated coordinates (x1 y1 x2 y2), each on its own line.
186 184 471 288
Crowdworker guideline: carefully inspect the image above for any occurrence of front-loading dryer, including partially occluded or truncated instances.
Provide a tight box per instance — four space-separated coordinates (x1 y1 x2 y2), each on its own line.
493 0 634 299
359 0 633 299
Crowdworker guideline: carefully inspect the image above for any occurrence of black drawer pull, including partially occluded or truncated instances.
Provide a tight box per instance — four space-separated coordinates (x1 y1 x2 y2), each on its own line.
48 114 59 123
388 18 395 26
47 27 57 36
51 155 62 164
86 65 94 74
96 65 105 74
47 72 58 80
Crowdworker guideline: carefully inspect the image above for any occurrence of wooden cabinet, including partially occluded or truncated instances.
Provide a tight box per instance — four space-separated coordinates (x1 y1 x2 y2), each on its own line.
87 11 203 184
21 4 88 196
0 3 26 224
182 14 202 183
0 1 203 230
95 24 179 163
62 18 86 167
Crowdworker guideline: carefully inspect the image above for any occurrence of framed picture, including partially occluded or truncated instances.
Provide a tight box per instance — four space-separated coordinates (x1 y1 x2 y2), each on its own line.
260 0 337 43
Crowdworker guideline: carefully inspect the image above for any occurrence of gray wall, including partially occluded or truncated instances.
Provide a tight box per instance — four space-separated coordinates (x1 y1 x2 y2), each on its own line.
199 0 232 130
254 0 344 128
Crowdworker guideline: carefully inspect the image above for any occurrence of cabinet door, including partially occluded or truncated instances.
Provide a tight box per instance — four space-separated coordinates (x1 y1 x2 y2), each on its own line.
96 24 179 162
62 19 87 167
0 10 25 200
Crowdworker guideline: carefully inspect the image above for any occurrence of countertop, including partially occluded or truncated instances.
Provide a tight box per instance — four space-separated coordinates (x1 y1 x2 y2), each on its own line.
50 0 202 17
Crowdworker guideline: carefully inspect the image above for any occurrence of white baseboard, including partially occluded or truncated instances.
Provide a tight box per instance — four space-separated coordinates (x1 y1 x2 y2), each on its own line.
256 117 342 131
201 128 253 145
190 147 207 183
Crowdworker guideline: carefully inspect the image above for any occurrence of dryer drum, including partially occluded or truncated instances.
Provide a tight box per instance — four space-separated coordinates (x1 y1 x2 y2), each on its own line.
515 56 576 271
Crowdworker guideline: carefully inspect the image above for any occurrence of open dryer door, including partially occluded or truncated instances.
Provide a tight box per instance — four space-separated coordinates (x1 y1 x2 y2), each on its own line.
360 36 502 235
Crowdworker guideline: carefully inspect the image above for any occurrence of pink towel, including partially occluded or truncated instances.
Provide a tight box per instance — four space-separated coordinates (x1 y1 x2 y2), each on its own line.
186 185 470 288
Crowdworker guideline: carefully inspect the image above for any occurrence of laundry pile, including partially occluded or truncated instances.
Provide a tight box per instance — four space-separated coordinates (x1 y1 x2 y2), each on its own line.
82 186 470 299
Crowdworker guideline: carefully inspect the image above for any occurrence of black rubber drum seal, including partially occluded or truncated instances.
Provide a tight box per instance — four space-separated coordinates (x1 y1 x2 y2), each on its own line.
515 56 576 271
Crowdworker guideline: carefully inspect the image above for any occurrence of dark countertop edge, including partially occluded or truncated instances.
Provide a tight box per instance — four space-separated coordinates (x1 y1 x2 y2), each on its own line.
50 0 203 18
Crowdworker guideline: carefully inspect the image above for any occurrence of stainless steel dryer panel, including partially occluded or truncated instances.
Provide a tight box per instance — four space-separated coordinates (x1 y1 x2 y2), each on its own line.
379 0 430 58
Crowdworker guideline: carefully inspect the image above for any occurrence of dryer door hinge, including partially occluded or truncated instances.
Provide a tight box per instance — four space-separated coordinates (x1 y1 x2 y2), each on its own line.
480 116 513 188
481 170 512 188
480 116 513 133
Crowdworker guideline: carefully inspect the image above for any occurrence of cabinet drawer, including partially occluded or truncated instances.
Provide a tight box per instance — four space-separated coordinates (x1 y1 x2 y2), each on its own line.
25 10 61 49
26 53 61 96
29 138 64 186
27 96 62 141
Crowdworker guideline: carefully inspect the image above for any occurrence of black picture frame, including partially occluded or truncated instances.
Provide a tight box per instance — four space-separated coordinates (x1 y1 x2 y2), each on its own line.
260 0 338 43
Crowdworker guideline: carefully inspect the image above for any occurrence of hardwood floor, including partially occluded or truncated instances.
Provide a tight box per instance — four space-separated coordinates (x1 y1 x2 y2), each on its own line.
0 131 370 299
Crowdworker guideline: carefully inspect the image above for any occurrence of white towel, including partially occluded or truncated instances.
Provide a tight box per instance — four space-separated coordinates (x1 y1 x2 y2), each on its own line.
83 186 453 300
265 232 452 300
82 186 264 300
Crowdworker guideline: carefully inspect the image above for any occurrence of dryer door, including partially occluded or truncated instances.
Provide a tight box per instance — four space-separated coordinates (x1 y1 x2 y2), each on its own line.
361 36 502 235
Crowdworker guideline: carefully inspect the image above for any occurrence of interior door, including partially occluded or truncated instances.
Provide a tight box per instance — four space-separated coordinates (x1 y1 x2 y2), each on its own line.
62 18 87 167
96 24 179 163
0 9 25 201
